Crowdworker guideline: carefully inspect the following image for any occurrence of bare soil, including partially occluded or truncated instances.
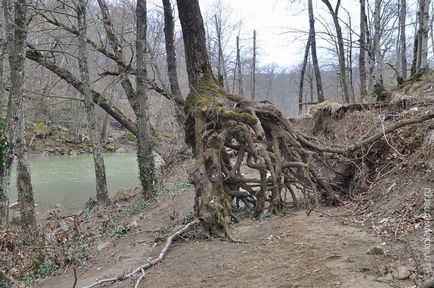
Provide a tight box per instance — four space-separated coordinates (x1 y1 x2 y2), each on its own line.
39 191 414 288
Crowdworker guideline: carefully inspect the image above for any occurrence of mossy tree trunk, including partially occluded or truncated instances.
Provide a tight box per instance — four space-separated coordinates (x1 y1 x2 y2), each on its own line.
177 0 230 237
0 123 8 228
0 0 14 229
9 0 36 229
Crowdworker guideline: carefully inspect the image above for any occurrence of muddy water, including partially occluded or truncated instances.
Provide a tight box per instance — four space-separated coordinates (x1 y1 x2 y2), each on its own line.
10 153 139 215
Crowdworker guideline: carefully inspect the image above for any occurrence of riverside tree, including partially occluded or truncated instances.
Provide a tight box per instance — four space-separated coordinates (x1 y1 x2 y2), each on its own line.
176 0 434 239
8 0 36 229
76 0 109 204
177 0 341 238
136 0 155 196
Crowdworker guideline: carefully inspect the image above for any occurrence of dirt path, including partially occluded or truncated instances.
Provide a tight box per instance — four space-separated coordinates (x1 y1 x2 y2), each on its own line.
137 211 395 288
40 202 408 288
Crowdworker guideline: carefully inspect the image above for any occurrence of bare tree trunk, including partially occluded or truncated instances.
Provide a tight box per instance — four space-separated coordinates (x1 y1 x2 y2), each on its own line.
0 17 4 116
399 0 407 80
0 123 7 228
308 0 324 102
308 62 314 102
214 14 224 87
236 36 243 96
431 9 434 58
100 113 109 143
136 0 155 196
372 0 383 86
347 12 355 101
266 65 275 100
359 0 368 100
77 0 109 205
299 36 311 114
0 0 14 228
97 0 156 195
212 13 231 92
10 0 36 229
162 0 184 127
412 0 430 76
251 30 256 100
417 0 431 70
321 0 351 103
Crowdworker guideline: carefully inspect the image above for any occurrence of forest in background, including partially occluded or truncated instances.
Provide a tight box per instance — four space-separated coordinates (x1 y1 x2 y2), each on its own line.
1 0 433 126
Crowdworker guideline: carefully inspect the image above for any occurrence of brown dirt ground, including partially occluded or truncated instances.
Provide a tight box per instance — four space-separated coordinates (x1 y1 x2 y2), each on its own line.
38 193 414 288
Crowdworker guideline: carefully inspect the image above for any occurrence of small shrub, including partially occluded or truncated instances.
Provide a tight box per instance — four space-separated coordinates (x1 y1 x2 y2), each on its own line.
33 122 50 137
33 256 59 278
57 125 70 134
126 132 136 141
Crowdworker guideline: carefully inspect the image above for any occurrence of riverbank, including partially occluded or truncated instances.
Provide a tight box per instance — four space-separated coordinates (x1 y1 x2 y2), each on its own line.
25 121 136 156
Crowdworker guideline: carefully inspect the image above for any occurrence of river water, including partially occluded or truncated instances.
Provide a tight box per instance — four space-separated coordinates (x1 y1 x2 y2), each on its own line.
10 153 140 215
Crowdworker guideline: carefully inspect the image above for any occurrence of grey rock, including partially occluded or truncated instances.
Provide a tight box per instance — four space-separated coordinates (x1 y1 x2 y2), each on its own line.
116 147 127 153
113 187 138 202
392 266 413 280
367 246 384 255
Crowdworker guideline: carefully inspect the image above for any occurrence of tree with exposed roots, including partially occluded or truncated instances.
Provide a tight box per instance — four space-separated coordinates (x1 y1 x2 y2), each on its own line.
177 0 434 240
177 0 341 239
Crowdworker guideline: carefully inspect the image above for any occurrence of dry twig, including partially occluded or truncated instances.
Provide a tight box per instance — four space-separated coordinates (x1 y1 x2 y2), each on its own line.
81 220 199 288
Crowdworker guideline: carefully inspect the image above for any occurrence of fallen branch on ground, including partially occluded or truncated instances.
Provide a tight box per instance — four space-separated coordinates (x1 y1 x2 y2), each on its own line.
81 220 199 288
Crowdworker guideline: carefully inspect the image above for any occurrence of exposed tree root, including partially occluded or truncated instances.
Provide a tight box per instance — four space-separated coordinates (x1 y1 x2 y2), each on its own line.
184 83 434 237
81 220 199 288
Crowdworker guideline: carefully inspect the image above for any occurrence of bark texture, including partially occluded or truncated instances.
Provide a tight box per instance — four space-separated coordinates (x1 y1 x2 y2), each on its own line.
0 0 14 228
96 0 136 109
236 36 243 96
414 0 431 73
371 0 383 87
321 0 352 103
136 0 155 196
251 30 256 100
10 0 36 229
399 0 407 80
0 123 7 228
308 0 324 102
299 36 311 114
359 0 368 100
162 0 184 126
77 0 109 205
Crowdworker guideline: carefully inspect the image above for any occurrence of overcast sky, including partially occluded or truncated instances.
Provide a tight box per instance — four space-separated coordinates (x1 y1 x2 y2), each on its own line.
146 0 363 69
146 0 422 69
199 0 307 68
197 0 361 69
